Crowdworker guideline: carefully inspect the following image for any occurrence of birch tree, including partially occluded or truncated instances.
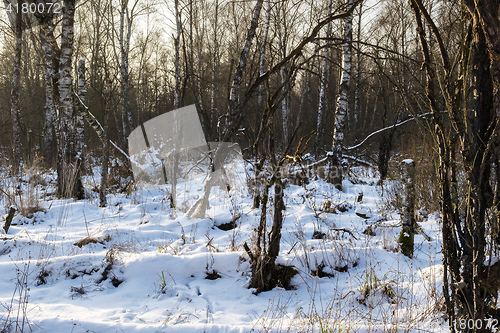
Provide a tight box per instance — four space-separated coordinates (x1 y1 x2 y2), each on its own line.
251 0 271 209
173 0 181 109
29 0 83 198
76 58 86 176
353 2 362 127
316 0 332 155
210 0 220 138
276 1 288 144
329 0 354 191
113 0 139 144
9 2 22 174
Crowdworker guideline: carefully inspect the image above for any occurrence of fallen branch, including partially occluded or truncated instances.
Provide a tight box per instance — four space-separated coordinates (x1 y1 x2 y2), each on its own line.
415 223 432 241
74 91 136 166
372 222 432 241
343 154 374 168
332 228 358 240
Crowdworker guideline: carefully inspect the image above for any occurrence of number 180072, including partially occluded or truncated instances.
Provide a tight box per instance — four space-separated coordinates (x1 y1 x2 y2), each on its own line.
453 318 498 331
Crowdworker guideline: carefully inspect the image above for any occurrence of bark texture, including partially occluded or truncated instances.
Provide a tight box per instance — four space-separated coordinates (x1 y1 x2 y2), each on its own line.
10 6 22 174
398 159 415 258
317 0 333 155
329 0 354 191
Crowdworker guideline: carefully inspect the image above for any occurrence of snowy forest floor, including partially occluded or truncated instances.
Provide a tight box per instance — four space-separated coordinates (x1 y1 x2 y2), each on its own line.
0 162 449 332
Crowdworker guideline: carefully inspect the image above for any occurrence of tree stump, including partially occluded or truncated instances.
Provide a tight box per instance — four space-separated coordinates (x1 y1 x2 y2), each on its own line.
398 159 415 258
3 206 16 234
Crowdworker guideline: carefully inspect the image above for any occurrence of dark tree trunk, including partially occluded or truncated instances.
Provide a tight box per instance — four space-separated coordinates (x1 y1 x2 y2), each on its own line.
250 177 286 293
410 0 498 328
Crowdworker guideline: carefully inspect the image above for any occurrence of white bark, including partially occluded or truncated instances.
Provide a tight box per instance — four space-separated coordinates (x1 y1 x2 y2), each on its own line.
190 0 204 117
76 58 86 157
56 0 82 198
174 0 181 109
330 0 354 190
43 68 56 163
354 2 362 127
38 19 59 166
228 0 264 123
119 0 134 142
317 0 333 153
277 1 288 144
399 159 415 257
257 0 271 113
211 0 219 130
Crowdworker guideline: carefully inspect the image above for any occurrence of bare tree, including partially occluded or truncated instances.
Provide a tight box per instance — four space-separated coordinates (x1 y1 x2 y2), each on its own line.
173 0 181 109
276 1 288 143
316 0 332 155
113 0 141 144
353 1 362 127
8 2 22 174
329 0 355 191
29 0 82 198
188 0 265 218
408 0 499 327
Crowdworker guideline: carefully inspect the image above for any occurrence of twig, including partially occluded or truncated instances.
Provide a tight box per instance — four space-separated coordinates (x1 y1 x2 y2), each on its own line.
332 228 358 240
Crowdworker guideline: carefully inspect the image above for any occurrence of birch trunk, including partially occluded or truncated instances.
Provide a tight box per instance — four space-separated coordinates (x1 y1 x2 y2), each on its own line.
210 0 219 138
228 0 264 123
100 86 111 207
57 0 83 198
42 66 56 166
329 0 354 191
38 14 60 167
398 159 415 258
354 2 362 127
170 0 182 210
317 0 333 155
174 0 181 109
252 0 271 209
10 6 22 174
76 58 86 172
119 0 133 143
257 0 270 113
277 2 288 144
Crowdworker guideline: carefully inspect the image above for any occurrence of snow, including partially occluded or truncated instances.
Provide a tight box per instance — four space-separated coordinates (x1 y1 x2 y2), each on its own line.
0 165 448 332
354 206 370 218
484 256 500 266
402 159 414 164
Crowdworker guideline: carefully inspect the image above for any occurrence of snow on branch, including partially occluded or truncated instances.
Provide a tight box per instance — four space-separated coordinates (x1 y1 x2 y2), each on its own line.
345 112 434 151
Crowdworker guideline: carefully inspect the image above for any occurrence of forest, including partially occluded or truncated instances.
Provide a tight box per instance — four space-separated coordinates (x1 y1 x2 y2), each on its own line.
0 0 499 332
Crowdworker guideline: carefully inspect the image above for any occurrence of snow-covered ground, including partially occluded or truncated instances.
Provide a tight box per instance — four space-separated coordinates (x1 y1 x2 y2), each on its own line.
0 164 448 332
